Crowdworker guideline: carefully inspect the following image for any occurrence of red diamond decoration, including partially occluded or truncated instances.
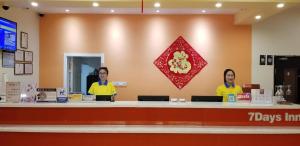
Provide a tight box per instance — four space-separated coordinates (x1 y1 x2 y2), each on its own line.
154 36 207 89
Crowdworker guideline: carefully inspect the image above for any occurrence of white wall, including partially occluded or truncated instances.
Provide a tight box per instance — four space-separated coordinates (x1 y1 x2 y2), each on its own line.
0 7 39 94
252 6 300 91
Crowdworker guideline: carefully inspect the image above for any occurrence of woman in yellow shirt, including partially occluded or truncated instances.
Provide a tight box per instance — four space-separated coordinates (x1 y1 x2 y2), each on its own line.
216 69 242 102
88 67 117 100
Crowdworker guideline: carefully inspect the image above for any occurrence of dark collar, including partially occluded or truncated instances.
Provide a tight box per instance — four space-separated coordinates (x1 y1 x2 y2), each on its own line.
98 80 108 86
225 82 235 88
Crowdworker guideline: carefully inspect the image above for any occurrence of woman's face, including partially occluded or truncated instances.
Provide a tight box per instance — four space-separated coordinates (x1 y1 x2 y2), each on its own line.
99 69 108 81
225 71 235 84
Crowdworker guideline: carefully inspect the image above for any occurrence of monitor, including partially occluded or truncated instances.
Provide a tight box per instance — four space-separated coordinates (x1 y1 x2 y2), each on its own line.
96 95 112 101
0 17 17 52
191 96 223 102
138 95 169 101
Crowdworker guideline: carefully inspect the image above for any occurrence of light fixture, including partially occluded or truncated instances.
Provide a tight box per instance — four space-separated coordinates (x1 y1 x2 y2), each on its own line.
156 9 160 13
277 3 285 8
31 2 38 7
110 9 115 13
92 2 99 7
255 15 262 20
215 2 222 8
65 9 70 12
154 2 161 8
202 10 206 13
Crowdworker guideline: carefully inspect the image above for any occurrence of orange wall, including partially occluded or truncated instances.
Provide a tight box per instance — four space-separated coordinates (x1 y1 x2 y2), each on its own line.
40 14 251 100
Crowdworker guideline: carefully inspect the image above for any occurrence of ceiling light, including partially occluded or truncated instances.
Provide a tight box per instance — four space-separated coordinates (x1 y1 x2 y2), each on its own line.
215 2 222 8
156 10 160 13
277 3 285 8
31 2 38 7
92 2 99 7
154 2 161 8
110 9 115 13
202 10 206 13
255 15 262 20
65 9 70 12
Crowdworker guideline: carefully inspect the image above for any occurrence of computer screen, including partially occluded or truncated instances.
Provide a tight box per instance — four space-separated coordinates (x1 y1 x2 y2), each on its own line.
191 96 223 102
138 95 169 101
96 95 112 101
0 17 17 52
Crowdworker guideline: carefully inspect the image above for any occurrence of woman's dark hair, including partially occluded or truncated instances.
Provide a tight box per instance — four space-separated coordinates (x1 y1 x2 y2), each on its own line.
224 69 235 83
98 67 109 74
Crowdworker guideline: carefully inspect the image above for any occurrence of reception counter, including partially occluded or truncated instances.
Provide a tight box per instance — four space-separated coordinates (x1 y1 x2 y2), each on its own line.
1 101 300 146
1 101 300 126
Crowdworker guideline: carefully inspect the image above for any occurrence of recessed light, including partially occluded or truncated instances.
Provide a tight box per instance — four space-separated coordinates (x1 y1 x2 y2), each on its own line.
277 3 285 8
154 2 161 8
156 10 160 13
202 10 206 13
31 2 38 7
215 2 222 8
65 9 70 12
255 15 262 20
92 2 99 7
110 9 115 13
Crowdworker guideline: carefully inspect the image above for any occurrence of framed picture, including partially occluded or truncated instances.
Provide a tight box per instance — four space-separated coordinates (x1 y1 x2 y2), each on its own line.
267 55 273 65
2 51 15 68
14 63 24 75
24 51 33 62
21 32 28 49
15 49 24 62
24 63 33 74
259 55 266 65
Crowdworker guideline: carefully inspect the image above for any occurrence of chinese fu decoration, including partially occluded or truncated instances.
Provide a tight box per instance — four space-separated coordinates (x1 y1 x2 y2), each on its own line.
154 36 207 89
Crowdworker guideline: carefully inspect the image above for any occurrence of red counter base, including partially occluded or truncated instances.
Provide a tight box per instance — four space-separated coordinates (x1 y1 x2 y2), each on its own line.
1 107 300 126
1 132 299 146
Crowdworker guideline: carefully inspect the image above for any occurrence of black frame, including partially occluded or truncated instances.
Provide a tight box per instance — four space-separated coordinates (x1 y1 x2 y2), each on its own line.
2 51 15 68
267 55 273 65
24 50 33 62
260 55 266 65
20 31 28 49
0 17 17 52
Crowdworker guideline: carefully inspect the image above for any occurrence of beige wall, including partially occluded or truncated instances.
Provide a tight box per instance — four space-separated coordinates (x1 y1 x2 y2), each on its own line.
252 6 300 91
0 7 39 94
40 14 251 100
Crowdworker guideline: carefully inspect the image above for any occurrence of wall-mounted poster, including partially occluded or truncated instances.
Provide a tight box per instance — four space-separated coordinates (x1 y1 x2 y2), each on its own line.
21 32 28 49
15 49 24 62
14 63 24 75
260 55 266 65
2 51 15 68
267 55 273 65
24 63 33 74
24 51 33 62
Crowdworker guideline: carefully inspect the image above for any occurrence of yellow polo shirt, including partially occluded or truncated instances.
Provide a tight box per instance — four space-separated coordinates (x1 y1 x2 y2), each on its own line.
216 84 243 102
88 82 117 95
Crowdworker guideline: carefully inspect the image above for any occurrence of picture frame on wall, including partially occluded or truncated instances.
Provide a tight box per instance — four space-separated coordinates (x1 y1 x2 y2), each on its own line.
267 55 273 65
24 51 33 62
15 49 24 62
24 63 33 74
14 63 24 75
260 55 266 65
21 32 28 49
2 51 15 68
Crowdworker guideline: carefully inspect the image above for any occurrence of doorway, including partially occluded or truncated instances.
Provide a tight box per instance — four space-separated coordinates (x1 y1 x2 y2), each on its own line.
64 53 104 94
274 56 300 103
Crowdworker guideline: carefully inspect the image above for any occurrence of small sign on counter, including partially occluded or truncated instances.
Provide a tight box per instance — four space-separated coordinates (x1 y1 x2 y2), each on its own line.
6 82 21 103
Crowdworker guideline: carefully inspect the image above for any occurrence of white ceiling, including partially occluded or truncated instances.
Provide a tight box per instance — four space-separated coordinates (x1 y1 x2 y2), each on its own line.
1 0 300 24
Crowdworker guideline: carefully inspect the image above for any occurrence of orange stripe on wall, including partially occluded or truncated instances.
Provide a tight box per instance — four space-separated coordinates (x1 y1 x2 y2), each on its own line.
39 14 251 100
